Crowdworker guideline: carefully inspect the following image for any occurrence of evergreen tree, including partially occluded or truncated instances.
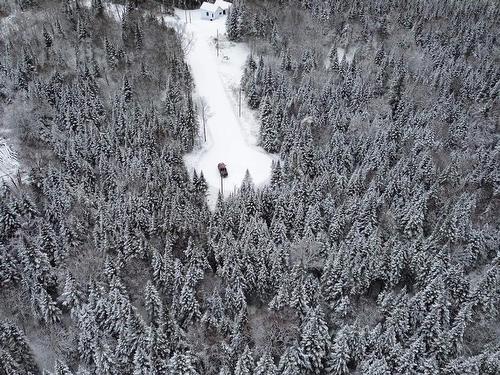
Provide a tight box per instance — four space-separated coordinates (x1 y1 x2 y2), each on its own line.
145 280 163 325
176 280 201 326
123 75 133 103
299 307 330 374
38 286 62 324
54 360 74 375
279 345 302 375
94 343 116 375
226 5 240 41
167 352 199 375
254 352 278 375
60 272 82 315
259 95 279 152
326 327 351 375
134 23 143 51
235 345 255 375
0 321 38 373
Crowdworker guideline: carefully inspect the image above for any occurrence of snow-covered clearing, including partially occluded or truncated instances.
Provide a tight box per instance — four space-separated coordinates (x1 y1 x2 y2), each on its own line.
325 46 357 69
337 46 357 63
166 9 274 207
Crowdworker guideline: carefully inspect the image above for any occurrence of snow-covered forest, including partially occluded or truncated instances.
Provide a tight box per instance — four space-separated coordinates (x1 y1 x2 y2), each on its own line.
0 0 499 374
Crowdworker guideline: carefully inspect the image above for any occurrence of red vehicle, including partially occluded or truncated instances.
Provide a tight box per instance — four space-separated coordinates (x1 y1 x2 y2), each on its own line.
218 162 228 178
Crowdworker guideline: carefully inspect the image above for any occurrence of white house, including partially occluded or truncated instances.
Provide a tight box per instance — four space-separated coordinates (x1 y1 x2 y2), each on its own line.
200 0 232 21
216 0 232 12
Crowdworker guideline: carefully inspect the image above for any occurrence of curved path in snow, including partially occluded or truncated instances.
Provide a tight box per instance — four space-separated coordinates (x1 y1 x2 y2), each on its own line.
172 9 274 207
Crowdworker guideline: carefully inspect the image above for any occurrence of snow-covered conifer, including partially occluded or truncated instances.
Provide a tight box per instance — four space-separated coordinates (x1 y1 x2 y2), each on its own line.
145 280 163 325
254 352 278 375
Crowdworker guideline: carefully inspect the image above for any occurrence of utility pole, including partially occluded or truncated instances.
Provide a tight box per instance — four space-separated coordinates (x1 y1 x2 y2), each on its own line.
220 176 224 195
238 87 242 117
216 29 219 57
201 103 207 142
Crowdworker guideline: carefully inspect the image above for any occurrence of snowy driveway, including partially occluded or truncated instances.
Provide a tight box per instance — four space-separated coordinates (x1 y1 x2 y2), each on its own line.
172 9 274 207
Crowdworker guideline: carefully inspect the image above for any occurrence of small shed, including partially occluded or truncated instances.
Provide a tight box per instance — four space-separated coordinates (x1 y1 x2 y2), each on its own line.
200 0 232 21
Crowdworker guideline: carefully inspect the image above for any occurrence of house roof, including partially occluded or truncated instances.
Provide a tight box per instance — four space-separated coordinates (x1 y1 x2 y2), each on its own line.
200 2 221 12
215 0 232 10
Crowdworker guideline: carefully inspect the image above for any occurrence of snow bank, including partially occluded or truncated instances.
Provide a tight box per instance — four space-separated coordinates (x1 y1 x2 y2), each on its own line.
169 9 274 208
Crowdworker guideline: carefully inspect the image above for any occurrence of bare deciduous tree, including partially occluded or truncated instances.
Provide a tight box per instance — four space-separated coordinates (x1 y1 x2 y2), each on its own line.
198 96 211 142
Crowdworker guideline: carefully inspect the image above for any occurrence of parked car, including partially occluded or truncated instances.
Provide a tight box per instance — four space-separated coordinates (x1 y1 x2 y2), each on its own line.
218 162 228 178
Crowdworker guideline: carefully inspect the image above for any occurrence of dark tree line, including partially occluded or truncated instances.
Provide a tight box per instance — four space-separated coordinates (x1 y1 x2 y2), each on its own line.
222 0 499 373
1 0 207 373
0 0 499 374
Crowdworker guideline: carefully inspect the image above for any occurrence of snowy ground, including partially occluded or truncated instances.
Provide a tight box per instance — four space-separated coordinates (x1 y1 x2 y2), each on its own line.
324 45 357 69
0 13 18 35
81 0 126 21
337 46 357 64
167 9 274 208
0 138 19 182
0 14 20 182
